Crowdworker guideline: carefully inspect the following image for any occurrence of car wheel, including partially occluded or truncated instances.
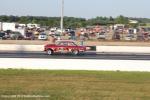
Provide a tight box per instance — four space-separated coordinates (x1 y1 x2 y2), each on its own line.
47 49 53 55
72 50 79 55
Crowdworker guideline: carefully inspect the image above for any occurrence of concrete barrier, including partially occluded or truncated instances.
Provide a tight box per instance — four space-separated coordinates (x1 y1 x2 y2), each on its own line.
0 44 96 52
96 46 150 53
0 44 44 51
0 58 150 72
0 44 150 53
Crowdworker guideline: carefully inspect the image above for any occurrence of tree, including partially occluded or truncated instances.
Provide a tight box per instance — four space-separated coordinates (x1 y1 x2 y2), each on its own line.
0 15 9 22
115 15 129 24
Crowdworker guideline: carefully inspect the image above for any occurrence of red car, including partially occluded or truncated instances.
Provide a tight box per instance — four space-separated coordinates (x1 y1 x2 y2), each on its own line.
44 40 86 55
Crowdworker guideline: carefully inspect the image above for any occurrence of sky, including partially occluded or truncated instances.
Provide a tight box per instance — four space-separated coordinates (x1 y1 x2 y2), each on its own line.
0 0 150 19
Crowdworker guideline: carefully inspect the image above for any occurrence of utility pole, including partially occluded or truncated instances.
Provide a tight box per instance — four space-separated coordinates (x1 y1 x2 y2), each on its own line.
60 0 64 34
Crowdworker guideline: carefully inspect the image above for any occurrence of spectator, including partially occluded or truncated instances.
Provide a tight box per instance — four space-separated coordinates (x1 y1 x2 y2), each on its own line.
50 35 56 43
80 31 85 45
69 30 76 40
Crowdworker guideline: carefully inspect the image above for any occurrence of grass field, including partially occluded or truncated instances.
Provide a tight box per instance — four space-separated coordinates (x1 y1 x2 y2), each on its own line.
0 69 150 100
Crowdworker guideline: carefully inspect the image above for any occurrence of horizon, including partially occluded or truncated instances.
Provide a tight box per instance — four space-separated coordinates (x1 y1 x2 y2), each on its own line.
0 0 150 19
0 15 150 20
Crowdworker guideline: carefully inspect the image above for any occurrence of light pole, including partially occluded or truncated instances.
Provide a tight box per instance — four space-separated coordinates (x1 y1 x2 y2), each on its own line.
60 0 64 34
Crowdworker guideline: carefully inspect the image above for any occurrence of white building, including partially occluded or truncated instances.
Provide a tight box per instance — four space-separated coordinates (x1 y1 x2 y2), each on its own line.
27 23 40 29
1 22 26 36
2 22 18 31
114 24 125 30
129 20 138 24
19 24 26 27
0 22 2 31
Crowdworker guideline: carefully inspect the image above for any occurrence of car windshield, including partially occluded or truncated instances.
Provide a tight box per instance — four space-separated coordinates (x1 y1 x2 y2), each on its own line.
12 32 21 35
26 32 32 37
99 32 105 35
68 42 77 46
40 33 46 35
0 33 5 36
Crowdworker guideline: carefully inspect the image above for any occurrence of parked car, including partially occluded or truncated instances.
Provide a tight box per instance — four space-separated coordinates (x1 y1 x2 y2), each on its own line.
97 32 106 40
113 32 120 40
24 32 34 40
49 30 55 36
44 40 86 55
5 30 12 38
38 33 48 40
10 32 24 40
124 34 136 41
0 32 6 39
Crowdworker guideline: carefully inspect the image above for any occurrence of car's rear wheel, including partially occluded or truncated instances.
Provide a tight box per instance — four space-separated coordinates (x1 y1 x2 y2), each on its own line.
47 49 53 55
72 50 79 55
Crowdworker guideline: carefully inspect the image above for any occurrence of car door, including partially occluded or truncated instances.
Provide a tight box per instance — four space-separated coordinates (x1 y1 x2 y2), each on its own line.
58 42 68 53
67 42 77 52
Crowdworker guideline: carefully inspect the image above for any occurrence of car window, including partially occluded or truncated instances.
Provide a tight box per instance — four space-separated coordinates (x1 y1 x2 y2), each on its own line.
58 42 68 46
40 33 46 35
68 42 76 46
0 33 5 36
12 32 20 35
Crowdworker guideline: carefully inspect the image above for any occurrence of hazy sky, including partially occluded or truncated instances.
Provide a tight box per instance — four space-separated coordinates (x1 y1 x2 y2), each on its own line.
0 0 150 18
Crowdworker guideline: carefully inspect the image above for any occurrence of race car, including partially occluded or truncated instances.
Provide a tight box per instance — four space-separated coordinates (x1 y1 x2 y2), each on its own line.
44 40 86 55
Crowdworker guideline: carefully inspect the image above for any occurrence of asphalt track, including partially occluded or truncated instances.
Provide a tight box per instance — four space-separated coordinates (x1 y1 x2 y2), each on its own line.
0 51 149 60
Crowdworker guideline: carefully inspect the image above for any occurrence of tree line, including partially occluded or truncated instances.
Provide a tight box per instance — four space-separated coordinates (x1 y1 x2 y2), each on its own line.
0 15 150 28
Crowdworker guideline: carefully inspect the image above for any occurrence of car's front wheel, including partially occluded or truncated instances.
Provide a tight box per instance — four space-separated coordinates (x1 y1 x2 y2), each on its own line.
72 50 79 55
47 49 53 55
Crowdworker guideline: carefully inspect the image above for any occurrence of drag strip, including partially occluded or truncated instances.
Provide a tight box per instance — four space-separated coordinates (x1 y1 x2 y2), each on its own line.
0 51 150 60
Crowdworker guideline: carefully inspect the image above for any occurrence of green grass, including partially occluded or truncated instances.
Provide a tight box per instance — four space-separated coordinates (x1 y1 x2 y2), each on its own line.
0 69 150 100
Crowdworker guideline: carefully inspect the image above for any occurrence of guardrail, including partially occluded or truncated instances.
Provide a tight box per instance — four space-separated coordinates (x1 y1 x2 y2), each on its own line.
0 44 150 54
0 44 44 51
96 46 150 53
